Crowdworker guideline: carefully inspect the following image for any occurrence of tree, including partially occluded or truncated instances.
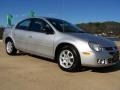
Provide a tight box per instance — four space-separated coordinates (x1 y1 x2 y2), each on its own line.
76 21 120 37
7 14 13 26
0 27 4 39
29 10 35 17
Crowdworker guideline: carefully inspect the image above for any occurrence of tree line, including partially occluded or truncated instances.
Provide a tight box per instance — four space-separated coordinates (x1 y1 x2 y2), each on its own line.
76 21 120 37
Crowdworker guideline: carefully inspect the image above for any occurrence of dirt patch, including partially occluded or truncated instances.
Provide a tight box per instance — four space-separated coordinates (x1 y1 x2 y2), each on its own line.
0 42 120 90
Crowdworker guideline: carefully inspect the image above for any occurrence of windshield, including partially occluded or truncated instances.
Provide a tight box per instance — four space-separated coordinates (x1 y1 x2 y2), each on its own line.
47 18 85 33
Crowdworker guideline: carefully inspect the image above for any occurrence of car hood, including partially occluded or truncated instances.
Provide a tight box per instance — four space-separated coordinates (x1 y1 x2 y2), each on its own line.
65 33 116 47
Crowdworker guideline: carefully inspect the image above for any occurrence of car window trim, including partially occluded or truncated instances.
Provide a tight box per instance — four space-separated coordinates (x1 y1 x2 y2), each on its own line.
15 19 32 31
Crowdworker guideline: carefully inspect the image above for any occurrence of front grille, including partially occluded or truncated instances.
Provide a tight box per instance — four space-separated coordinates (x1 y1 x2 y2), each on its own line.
104 47 113 51
109 51 119 56
104 46 119 63
104 47 118 51
108 51 119 63
108 57 119 63
109 52 114 55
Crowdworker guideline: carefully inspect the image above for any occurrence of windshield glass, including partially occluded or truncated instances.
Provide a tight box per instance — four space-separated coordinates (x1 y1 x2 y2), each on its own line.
47 18 85 33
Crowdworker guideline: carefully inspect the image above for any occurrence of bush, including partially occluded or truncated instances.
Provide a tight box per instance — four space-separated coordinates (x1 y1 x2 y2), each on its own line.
0 27 4 39
77 21 120 37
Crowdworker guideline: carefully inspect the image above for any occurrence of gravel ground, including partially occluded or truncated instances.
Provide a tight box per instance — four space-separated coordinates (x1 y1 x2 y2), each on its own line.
0 42 120 90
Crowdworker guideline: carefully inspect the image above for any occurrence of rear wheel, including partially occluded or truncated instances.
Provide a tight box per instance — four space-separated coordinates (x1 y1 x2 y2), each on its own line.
57 45 81 72
6 40 17 55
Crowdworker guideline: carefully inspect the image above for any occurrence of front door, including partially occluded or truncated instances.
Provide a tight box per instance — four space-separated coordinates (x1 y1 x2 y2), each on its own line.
27 18 55 58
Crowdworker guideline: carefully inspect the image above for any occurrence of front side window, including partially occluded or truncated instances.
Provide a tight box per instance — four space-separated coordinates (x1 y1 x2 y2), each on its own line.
16 19 31 30
30 19 53 33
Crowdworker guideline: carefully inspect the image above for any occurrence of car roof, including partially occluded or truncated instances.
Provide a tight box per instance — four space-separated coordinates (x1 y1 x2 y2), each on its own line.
25 16 59 20
25 16 65 22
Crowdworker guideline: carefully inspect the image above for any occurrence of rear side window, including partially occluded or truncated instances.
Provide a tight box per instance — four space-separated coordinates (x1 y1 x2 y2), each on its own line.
16 19 31 30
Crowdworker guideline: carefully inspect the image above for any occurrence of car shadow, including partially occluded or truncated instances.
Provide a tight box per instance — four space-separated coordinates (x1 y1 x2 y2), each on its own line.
28 54 57 63
29 54 120 73
90 62 120 73
15 51 27 56
72 62 120 73
16 52 120 73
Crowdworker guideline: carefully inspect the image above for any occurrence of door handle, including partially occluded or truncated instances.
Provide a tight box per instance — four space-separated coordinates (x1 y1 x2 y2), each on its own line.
28 35 32 38
13 33 16 36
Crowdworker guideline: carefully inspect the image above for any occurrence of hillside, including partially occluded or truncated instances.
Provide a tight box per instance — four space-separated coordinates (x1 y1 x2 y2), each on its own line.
77 21 120 37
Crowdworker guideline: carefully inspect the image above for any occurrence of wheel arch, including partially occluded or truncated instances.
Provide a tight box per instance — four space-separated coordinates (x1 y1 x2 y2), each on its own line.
5 37 14 44
54 42 81 61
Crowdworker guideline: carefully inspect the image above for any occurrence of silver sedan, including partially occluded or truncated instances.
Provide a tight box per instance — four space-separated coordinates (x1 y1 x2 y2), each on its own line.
3 17 119 71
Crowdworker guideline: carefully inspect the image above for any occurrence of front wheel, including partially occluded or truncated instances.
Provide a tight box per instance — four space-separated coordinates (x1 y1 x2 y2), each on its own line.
6 40 17 55
57 45 81 72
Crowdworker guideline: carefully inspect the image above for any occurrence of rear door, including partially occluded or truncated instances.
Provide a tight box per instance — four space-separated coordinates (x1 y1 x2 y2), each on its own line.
13 19 32 51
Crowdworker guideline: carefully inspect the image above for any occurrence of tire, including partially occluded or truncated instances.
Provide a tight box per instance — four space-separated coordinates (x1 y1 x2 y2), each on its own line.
6 40 17 55
57 45 81 72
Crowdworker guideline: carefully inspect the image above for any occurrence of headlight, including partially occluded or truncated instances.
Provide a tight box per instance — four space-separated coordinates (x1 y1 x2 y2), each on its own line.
89 41 103 52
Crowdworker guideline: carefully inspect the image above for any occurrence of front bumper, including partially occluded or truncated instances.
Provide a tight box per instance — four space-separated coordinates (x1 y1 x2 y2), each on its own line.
81 49 119 67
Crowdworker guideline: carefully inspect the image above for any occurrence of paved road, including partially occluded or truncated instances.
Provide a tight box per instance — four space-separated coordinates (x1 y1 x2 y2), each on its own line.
0 42 120 90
